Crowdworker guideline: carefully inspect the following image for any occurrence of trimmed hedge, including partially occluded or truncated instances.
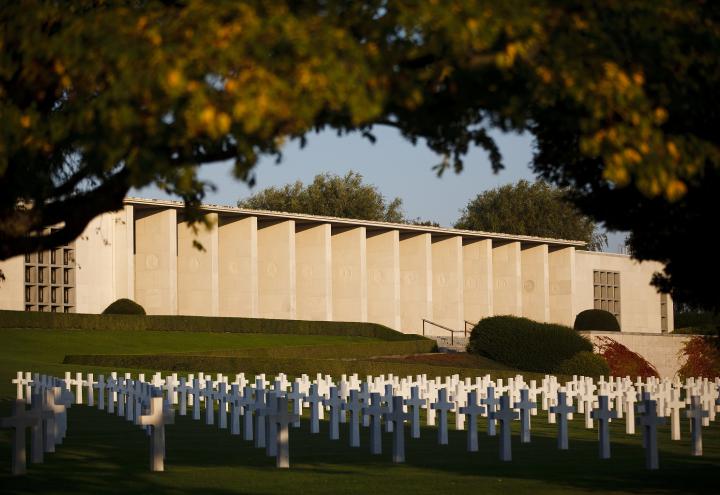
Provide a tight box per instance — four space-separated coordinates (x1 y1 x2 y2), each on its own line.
554 351 610 379
573 309 620 331
62 353 555 382
102 299 146 315
184 340 436 359
467 316 593 372
0 310 423 342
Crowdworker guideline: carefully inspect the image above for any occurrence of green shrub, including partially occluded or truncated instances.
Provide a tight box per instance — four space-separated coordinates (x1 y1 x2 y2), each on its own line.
573 309 620 331
554 351 610 379
0 310 425 342
102 299 146 315
674 310 720 329
466 315 593 372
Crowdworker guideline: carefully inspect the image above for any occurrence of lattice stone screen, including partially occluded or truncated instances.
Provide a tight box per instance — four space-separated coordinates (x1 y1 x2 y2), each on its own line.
24 238 76 313
593 270 620 322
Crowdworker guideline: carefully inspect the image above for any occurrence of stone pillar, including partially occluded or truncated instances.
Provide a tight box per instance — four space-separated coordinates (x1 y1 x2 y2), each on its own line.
134 208 178 315
548 247 576 327
296 224 332 321
521 244 550 322
218 216 258 317
331 227 367 322
462 239 493 325
366 230 401 330
257 220 296 319
177 213 219 316
432 236 464 333
492 241 521 317
400 233 432 334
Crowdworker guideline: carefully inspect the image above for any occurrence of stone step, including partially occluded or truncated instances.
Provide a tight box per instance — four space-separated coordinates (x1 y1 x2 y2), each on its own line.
434 336 469 353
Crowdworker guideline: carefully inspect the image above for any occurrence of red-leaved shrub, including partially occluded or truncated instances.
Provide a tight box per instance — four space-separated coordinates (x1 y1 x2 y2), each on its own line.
595 337 659 378
678 336 720 379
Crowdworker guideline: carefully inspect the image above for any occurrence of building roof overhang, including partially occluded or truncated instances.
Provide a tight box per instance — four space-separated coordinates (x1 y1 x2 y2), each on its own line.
123 197 586 249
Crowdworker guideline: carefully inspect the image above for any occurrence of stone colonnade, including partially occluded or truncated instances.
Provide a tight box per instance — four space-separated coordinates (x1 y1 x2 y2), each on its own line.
122 205 581 335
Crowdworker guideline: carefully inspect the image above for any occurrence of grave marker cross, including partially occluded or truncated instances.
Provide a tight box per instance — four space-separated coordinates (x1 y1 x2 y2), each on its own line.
404 386 425 439
491 395 519 461
685 395 709 456
515 389 537 444
549 389 575 450
638 399 666 470
591 395 618 459
323 387 344 440
481 386 499 436
0 399 41 475
363 392 386 455
304 384 323 435
269 396 300 468
459 391 486 452
138 396 175 472
431 388 455 445
343 389 363 447
383 396 412 463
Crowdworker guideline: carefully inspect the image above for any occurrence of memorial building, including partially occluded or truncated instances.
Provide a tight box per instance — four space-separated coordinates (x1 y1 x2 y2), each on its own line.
0 197 672 335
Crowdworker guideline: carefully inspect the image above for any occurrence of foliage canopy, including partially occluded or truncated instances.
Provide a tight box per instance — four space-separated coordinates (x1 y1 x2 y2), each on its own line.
238 171 403 222
455 181 607 249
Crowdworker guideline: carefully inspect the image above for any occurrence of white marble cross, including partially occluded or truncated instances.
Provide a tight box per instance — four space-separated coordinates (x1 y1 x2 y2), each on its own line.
253 386 267 448
459 391 485 452
363 392 386 455
215 382 229 429
404 386 424 439
191 379 202 421
492 395 519 462
666 388 684 441
304 384 323 435
176 377 190 417
269 396 299 468
481 386 498 436
549 388 574 450
262 392 278 457
202 380 215 426
323 387 343 440
228 384 242 435
431 388 454 445
241 385 255 441
515 389 537 444
94 375 106 411
384 396 411 463
0 399 41 475
286 382 305 428
638 398 666 470
42 388 64 453
138 396 175 472
591 395 618 459
685 395 709 456
343 389 363 447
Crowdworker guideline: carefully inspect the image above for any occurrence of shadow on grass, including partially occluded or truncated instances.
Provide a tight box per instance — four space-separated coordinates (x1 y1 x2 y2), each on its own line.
0 400 718 495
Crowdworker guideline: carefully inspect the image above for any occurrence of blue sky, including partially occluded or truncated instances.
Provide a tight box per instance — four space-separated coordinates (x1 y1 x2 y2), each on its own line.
133 127 626 252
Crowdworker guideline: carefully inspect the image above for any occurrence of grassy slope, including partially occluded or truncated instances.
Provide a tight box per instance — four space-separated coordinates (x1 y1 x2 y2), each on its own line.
0 329 377 397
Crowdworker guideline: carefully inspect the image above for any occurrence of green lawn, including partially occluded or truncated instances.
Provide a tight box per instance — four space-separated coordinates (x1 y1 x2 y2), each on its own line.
0 327 718 494
0 403 717 494
0 328 378 397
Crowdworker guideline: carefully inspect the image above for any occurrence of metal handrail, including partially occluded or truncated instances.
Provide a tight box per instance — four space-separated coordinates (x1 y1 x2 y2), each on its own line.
464 320 477 334
421 318 466 346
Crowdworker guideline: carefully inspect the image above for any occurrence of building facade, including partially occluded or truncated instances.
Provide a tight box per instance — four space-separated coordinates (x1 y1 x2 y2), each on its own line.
0 197 673 334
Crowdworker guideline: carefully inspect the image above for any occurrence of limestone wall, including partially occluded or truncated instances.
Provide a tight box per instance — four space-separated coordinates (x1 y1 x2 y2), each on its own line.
0 199 674 337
